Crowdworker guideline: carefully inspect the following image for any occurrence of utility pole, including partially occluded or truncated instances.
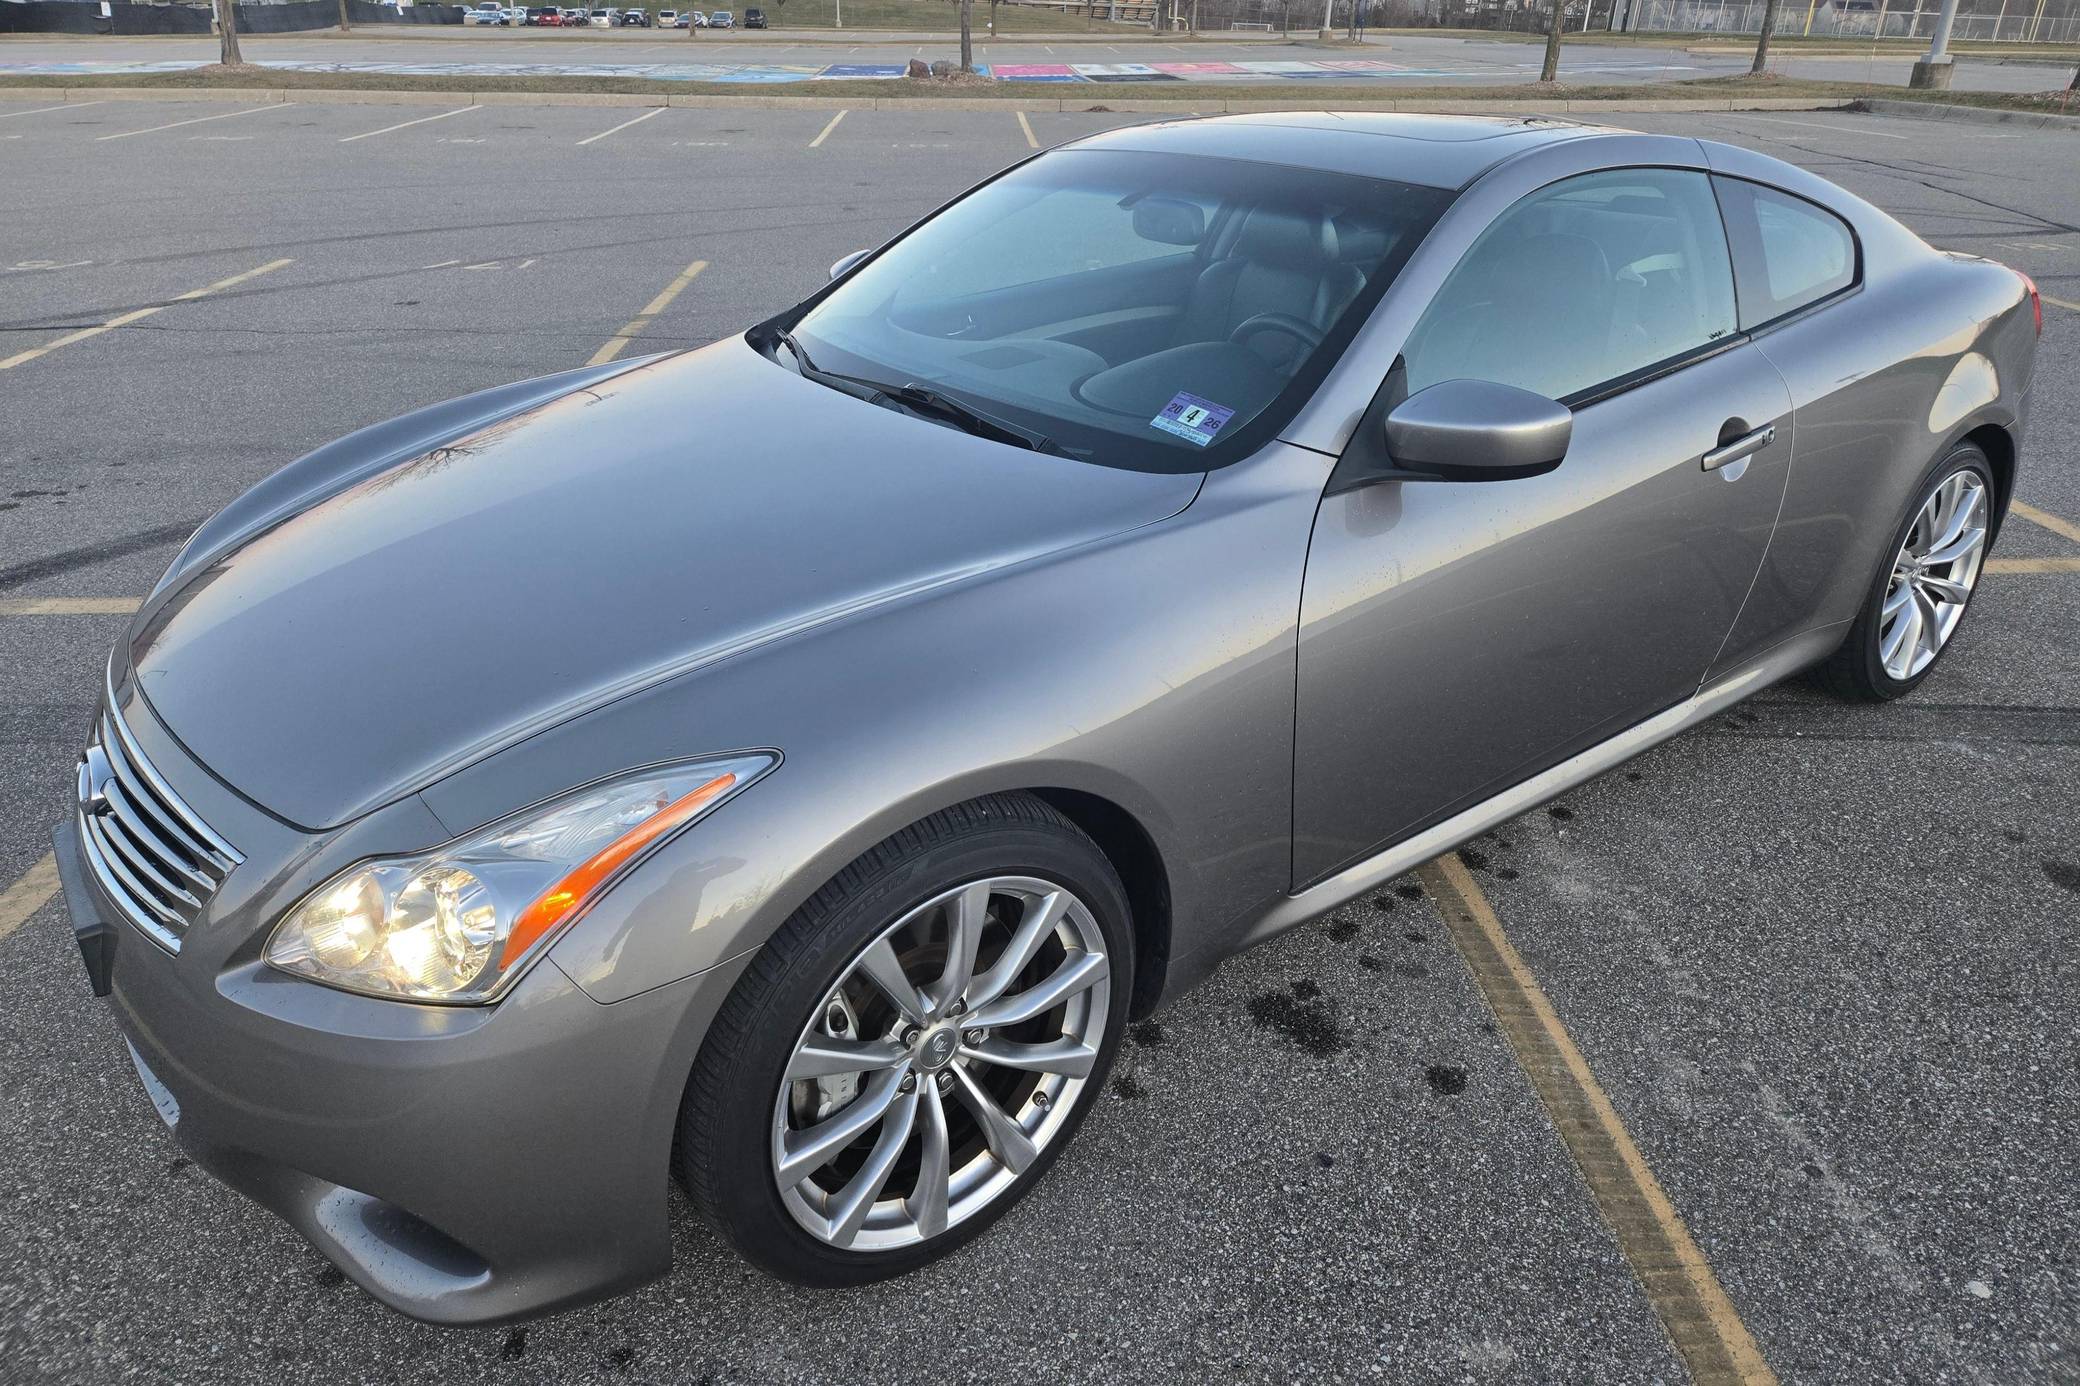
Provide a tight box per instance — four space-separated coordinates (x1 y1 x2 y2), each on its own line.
215 0 243 65
1752 0 1779 69
1909 0 1960 86
1318 0 1332 41
1539 0 1563 79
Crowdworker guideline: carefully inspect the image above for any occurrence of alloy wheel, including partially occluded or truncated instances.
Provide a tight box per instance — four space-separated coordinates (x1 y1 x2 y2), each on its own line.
1880 468 1989 681
770 876 1110 1251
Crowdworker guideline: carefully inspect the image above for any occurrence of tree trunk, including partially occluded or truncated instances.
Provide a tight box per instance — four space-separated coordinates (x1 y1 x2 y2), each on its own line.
959 0 973 69
1539 0 1563 80
216 0 243 66
1752 0 1780 71
338 0 352 31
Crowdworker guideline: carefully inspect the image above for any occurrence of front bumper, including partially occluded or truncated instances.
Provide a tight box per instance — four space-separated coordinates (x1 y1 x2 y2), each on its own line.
51 812 750 1326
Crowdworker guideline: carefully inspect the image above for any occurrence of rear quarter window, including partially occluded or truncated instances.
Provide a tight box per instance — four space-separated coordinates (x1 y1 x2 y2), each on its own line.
1714 177 1859 329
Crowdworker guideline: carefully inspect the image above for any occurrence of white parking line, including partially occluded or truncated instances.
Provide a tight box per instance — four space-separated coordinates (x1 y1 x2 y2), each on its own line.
809 108 848 148
577 106 666 145
97 104 293 142
1725 112 1911 141
340 106 475 143
0 100 103 120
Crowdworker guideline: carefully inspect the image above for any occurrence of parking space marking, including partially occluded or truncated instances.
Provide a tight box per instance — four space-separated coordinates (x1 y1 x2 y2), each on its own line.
809 109 847 148
97 104 293 142
2046 294 2080 313
0 597 144 616
1016 109 1038 149
577 106 665 145
1417 853 1779 1386
0 855 59 946
2010 499 2080 545
1724 113 1910 141
0 257 293 372
588 257 708 366
0 100 102 120
340 106 474 143
1986 556 2080 574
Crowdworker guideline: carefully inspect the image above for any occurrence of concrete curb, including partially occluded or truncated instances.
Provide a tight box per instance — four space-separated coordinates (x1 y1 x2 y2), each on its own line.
22 84 1860 114
1855 96 2080 131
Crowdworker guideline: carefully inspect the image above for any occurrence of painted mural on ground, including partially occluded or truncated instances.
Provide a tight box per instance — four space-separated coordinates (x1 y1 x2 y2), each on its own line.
0 57 1695 82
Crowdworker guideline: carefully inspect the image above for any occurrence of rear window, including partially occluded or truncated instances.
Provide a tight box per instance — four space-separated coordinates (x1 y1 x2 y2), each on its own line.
1714 177 1858 328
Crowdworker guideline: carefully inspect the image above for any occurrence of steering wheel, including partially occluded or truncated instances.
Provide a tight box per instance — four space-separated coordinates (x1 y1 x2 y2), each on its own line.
1228 312 1324 354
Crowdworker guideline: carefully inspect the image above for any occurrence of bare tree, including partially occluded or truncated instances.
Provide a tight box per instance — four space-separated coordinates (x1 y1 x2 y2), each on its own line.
1752 0 1780 72
1539 0 1563 81
215 0 243 65
338 0 353 30
960 0 973 69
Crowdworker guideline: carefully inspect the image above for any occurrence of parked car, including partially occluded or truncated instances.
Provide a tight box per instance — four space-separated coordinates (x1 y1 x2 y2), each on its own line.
58 114 2036 1323
621 6 648 22
681 8 703 22
707 7 732 24
742 5 765 25
560 6 588 23
527 6 561 21
462 1 507 22
657 8 678 23
588 7 614 24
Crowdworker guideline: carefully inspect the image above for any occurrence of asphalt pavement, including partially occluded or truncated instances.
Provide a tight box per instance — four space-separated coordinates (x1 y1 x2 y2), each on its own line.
0 98 2075 1383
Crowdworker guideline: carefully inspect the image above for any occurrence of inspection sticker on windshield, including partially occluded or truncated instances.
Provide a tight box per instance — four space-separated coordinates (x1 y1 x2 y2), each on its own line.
1151 392 1235 447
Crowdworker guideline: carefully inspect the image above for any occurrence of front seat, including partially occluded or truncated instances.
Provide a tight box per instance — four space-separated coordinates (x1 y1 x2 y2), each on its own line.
1176 207 1366 368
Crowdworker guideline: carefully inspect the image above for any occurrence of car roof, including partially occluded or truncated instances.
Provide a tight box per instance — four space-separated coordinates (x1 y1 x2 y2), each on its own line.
1061 112 1624 192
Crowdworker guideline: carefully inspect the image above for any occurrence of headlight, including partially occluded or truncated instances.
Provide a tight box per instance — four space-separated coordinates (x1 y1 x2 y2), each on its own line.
264 754 776 1003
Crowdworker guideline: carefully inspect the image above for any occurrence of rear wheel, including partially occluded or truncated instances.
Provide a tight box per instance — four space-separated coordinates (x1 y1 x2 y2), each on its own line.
679 794 1131 1285
1815 444 1994 702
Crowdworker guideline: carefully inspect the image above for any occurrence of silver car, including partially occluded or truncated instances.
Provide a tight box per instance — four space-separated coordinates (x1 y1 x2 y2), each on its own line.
55 114 2038 1322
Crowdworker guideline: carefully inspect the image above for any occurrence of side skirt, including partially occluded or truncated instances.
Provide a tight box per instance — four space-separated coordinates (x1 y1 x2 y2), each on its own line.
1240 621 1849 949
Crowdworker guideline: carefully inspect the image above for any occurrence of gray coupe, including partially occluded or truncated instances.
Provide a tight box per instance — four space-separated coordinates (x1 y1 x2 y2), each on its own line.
54 113 2039 1322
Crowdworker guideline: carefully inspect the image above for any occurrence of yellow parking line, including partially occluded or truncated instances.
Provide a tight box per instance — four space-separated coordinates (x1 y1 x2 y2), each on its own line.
0 257 293 372
2009 499 2080 546
809 109 848 148
2044 293 2080 313
339 106 474 144
1985 556 2080 574
0 100 103 120
0 854 59 946
0 597 144 616
1417 854 1779 1386
97 103 292 142
587 258 708 367
577 105 665 146
1016 109 1038 149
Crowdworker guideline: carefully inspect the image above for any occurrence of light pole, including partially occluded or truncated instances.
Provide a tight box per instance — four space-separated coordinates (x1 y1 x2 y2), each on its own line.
1909 0 1960 87
1318 0 1332 41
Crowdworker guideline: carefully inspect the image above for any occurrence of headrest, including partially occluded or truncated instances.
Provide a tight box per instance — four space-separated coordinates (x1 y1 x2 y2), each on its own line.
1233 208 1338 271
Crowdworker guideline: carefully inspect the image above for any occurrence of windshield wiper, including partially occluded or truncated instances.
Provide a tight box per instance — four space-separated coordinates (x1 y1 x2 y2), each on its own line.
767 327 1058 455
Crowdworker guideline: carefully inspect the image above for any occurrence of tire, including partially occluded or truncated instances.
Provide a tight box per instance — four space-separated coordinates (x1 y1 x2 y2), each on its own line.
1813 443 1996 702
678 792 1133 1286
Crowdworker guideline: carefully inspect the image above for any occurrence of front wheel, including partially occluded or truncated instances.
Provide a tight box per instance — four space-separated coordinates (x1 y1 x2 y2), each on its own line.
679 794 1132 1285
1815 443 1995 702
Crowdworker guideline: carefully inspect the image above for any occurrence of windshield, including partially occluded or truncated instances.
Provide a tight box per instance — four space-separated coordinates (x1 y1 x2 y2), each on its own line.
779 149 1450 472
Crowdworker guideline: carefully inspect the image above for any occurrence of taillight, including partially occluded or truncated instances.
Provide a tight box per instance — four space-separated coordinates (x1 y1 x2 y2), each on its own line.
2017 269 2042 337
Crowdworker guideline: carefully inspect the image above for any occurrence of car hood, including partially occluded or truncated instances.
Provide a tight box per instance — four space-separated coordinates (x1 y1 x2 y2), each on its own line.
130 336 1202 830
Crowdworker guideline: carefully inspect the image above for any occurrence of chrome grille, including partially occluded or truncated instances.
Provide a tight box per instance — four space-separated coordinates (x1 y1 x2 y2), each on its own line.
76 703 241 953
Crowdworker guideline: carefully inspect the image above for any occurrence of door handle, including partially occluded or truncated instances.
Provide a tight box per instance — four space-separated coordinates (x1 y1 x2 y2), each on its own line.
1702 423 1777 473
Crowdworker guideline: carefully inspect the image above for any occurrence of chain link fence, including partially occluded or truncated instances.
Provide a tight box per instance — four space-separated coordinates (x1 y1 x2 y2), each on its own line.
1178 0 2077 40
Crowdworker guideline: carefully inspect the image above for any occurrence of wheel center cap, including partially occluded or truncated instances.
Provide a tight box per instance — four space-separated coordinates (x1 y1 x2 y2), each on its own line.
916 1024 960 1072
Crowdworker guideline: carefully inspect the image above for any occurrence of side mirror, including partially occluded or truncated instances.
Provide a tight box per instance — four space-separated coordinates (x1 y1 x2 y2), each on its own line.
1381 379 1571 482
828 248 872 281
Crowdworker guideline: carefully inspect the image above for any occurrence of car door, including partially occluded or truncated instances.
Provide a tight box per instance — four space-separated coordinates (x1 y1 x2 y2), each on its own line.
1292 167 1794 886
